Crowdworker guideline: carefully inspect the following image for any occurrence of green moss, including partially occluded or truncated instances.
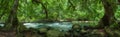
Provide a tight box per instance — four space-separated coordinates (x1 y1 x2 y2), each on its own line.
39 28 48 33
72 23 80 30
47 30 64 37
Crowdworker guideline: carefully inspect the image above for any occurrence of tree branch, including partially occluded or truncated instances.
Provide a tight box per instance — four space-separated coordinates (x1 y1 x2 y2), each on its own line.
39 2 48 19
67 0 75 10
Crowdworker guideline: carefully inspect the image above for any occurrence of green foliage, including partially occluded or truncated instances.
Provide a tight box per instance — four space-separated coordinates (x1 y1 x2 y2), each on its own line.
16 0 105 22
0 0 119 22
0 0 106 22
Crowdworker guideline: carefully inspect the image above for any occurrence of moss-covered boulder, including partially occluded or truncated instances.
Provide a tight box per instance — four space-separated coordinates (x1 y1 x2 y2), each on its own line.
39 28 48 33
47 30 64 37
72 23 81 30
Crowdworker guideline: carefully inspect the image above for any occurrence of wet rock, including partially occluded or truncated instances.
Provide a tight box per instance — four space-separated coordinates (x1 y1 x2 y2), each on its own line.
72 24 80 29
21 29 43 37
65 32 71 37
39 28 48 33
84 29 106 37
47 30 64 37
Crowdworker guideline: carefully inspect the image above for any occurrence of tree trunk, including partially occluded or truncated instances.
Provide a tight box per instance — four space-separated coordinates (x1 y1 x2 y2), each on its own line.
32 0 48 19
97 0 117 28
40 2 48 19
4 0 19 30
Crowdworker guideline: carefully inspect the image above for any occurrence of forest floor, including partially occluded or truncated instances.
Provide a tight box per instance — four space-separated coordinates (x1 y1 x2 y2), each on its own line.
0 30 16 37
0 28 119 37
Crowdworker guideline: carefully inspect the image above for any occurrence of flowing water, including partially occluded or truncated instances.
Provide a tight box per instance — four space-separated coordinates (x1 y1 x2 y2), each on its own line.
0 21 97 31
0 22 72 31
24 22 72 31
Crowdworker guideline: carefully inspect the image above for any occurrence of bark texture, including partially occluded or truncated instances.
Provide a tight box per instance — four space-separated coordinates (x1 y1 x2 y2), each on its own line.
4 0 19 30
97 0 117 28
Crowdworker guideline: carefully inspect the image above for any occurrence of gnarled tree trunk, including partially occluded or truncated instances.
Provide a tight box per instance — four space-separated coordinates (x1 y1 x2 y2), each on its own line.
4 0 19 30
97 0 117 28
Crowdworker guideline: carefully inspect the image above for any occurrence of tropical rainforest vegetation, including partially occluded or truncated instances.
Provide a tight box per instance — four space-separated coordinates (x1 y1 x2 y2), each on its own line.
0 0 120 37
